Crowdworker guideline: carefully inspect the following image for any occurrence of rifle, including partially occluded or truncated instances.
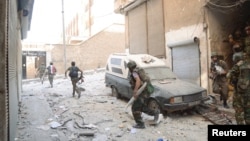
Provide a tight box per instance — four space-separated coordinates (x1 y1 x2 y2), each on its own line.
124 82 147 112
209 64 225 80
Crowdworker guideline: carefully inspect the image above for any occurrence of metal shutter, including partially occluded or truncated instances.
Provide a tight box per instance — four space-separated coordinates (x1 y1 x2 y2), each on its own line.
128 3 147 53
168 38 200 85
147 0 165 57
128 0 165 57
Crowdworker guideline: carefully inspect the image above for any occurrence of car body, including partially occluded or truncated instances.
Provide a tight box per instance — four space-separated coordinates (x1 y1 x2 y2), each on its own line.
105 53 209 113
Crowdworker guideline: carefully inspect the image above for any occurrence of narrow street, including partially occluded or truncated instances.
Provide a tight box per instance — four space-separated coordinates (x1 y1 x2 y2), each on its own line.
17 70 227 141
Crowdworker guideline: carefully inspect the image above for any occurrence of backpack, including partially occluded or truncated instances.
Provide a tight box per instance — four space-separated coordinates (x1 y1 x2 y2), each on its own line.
52 66 57 74
134 67 154 94
48 65 56 75
69 66 78 77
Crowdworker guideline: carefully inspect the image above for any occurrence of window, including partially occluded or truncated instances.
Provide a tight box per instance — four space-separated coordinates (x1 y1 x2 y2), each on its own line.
111 58 122 66
111 67 123 74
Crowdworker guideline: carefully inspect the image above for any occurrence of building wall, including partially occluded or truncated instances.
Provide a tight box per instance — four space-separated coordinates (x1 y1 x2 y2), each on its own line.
50 24 125 75
1 0 24 140
9 0 23 140
0 0 8 140
164 0 205 30
114 0 210 89
164 0 210 91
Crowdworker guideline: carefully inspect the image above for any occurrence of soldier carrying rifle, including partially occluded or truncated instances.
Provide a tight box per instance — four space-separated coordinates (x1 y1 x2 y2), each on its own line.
209 52 229 108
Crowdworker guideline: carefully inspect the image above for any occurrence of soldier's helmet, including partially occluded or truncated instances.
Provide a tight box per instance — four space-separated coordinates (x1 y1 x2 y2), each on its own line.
127 61 137 70
211 52 218 57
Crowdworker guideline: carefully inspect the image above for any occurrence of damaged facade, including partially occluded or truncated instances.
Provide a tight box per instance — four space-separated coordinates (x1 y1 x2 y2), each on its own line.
114 0 250 93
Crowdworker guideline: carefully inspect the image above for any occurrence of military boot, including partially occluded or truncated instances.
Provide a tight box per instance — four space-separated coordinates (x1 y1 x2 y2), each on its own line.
223 100 229 109
133 123 145 129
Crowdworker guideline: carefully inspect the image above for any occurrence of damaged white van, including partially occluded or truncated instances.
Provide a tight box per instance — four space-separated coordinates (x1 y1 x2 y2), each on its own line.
105 53 209 114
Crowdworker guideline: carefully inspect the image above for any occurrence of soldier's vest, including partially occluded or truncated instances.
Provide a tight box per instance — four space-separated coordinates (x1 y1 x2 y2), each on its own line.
228 65 240 88
130 67 154 95
237 62 250 92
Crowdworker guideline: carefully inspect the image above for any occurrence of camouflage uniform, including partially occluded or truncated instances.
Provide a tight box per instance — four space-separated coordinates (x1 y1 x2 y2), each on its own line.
210 52 229 108
227 56 245 124
127 61 159 128
37 63 46 79
237 54 250 125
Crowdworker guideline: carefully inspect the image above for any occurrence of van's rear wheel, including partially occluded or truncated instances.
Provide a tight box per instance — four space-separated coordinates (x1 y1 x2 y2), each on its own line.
111 87 120 98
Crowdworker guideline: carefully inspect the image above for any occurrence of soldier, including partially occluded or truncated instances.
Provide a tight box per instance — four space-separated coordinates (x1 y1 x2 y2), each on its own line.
209 52 229 108
65 61 83 98
228 28 244 62
127 61 160 129
46 62 57 88
227 55 245 124
236 51 250 125
37 63 46 80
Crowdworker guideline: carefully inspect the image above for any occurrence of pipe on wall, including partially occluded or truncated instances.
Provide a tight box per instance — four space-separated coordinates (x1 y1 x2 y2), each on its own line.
167 37 199 48
121 0 147 13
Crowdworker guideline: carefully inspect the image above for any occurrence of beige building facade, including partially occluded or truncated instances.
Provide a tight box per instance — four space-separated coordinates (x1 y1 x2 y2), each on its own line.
114 0 250 94
50 23 125 75
0 0 34 140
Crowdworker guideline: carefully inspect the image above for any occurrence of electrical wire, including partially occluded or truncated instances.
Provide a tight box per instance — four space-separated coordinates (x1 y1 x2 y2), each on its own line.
207 0 249 9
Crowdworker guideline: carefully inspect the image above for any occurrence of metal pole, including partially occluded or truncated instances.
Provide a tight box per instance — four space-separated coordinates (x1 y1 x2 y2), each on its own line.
62 0 66 70
88 0 91 36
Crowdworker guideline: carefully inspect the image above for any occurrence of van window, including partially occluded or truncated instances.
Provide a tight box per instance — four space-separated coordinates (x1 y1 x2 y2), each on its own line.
111 67 123 74
111 58 122 65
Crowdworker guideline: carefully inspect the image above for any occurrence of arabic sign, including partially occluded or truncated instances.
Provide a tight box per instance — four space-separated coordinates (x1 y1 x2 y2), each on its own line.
22 51 46 56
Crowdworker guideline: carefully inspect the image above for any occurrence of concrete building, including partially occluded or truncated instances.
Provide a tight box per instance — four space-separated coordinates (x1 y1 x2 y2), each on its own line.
114 0 250 94
0 0 34 140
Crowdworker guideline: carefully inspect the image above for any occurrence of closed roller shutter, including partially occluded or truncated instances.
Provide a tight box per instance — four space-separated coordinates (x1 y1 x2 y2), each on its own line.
127 0 165 57
8 32 19 141
9 0 19 140
168 38 200 85
128 3 147 53
147 0 165 57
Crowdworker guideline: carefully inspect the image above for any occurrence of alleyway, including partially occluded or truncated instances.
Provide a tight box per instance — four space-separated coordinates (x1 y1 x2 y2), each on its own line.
17 70 217 141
